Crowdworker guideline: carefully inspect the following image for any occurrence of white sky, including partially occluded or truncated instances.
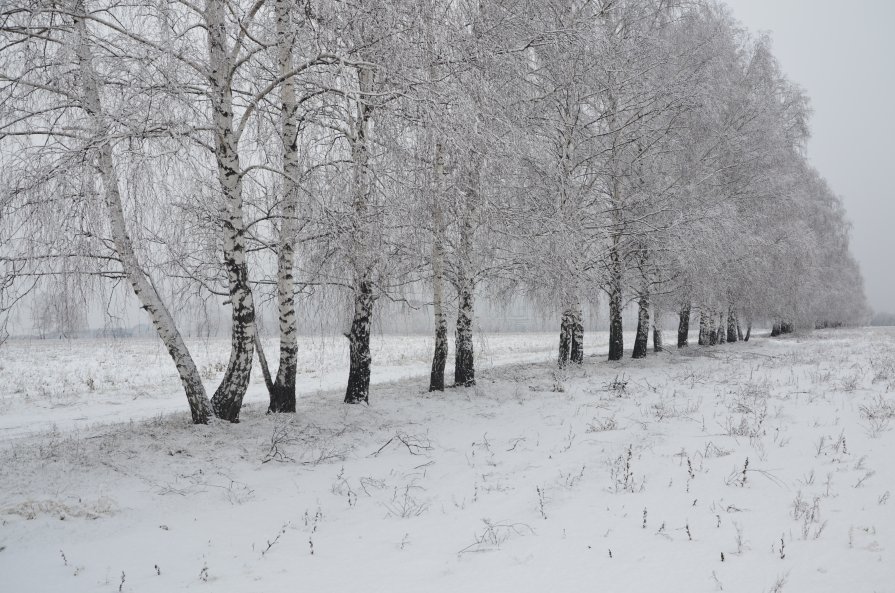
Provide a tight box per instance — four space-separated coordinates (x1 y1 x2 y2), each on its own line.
721 0 895 312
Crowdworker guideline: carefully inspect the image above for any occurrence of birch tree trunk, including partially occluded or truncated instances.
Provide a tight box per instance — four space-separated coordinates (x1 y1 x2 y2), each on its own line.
454 280 475 387
73 6 211 424
570 300 584 364
454 159 477 387
206 0 256 422
708 310 719 345
677 303 691 348
698 307 710 346
345 279 373 404
429 141 448 391
269 0 300 413
726 305 738 343
558 306 573 367
607 240 624 361
344 66 376 404
632 295 650 359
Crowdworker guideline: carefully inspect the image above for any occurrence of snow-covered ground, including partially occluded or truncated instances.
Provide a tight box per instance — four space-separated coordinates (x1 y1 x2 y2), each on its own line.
1 328 893 592
0 331 633 439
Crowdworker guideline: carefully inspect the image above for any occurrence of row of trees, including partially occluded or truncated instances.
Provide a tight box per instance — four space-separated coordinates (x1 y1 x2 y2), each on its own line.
0 0 866 423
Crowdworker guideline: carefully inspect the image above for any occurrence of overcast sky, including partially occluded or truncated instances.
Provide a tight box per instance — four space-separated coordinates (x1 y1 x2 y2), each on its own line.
721 0 895 312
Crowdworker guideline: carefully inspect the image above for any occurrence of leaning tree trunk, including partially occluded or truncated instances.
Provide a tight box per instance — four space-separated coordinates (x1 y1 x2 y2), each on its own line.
736 321 744 341
726 306 738 343
429 142 448 391
570 300 584 364
678 303 691 348
744 321 752 341
607 242 624 361
632 296 649 359
74 10 211 423
268 0 300 413
207 1 256 422
344 66 376 404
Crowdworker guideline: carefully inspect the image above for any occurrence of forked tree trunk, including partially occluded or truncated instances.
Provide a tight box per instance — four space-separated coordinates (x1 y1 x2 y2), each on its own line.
607 244 624 361
726 306 738 343
632 296 649 359
207 0 256 423
345 279 374 404
570 301 583 364
73 9 211 423
429 142 448 391
269 0 300 413
678 303 691 348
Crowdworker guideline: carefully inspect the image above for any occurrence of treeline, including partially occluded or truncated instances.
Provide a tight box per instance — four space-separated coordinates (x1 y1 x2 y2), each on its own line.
0 0 866 423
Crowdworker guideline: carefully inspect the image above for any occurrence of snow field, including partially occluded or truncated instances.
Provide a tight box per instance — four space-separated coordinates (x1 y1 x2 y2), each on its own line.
1 328 894 592
0 331 634 439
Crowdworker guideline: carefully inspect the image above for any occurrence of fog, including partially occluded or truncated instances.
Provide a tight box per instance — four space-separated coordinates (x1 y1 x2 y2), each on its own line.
722 0 895 312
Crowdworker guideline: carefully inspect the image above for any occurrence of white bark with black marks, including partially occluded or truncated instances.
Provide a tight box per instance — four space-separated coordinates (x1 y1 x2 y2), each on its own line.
454 158 478 387
632 295 650 359
268 0 301 413
73 5 211 424
206 0 256 423
345 66 376 404
429 142 448 391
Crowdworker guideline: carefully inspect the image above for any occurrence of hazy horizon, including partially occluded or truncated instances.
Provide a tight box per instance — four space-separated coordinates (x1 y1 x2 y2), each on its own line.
722 0 895 312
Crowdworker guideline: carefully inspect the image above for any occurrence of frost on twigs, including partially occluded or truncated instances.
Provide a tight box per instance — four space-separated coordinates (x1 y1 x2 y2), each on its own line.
369 431 433 458
261 418 351 465
859 394 894 438
610 445 640 493
603 374 629 397
458 519 535 554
